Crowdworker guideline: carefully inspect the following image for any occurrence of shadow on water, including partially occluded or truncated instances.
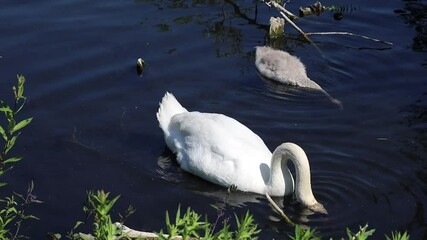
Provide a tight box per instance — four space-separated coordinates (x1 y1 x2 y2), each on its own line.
398 92 427 238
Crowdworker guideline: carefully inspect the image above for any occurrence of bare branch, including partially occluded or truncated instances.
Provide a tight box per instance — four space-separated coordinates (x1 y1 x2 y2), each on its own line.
306 31 393 45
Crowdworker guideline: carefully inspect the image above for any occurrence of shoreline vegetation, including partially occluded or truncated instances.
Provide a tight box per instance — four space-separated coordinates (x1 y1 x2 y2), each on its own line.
49 189 410 240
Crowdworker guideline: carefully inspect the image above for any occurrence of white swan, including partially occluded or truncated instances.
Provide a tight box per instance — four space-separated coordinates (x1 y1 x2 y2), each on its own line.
255 46 342 107
156 92 326 214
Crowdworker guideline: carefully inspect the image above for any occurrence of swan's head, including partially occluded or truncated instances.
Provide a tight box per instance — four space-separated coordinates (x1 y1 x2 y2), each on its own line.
308 201 328 215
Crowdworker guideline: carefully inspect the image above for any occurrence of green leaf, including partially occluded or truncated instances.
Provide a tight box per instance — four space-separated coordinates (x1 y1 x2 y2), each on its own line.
7 116 16 133
5 135 18 155
18 75 26 98
0 101 12 113
12 118 33 133
0 182 7 187
12 118 32 133
3 157 22 164
73 221 84 230
47 232 62 240
79 234 93 240
0 106 12 113
0 125 7 141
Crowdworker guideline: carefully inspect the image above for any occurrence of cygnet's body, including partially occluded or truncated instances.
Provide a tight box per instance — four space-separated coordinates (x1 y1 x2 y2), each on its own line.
255 46 342 107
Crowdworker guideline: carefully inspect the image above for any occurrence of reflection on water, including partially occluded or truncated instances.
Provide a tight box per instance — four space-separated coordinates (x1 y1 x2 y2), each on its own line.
395 1 427 52
157 149 263 206
394 0 427 66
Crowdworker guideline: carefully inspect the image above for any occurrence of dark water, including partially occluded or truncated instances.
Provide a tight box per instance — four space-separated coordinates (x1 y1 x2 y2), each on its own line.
1 0 426 239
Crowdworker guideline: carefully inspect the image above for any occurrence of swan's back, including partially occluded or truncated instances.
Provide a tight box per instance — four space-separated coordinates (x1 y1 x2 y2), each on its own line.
156 93 272 193
168 112 272 192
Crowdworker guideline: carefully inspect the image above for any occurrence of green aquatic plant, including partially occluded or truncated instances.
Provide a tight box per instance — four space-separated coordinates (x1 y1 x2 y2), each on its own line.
343 224 375 240
158 206 208 240
386 231 410 240
289 225 321 240
157 185 260 240
84 190 125 239
48 189 411 240
158 206 260 240
50 190 135 240
287 223 410 240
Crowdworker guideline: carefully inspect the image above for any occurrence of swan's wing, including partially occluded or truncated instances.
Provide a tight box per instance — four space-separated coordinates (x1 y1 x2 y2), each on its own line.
167 112 271 190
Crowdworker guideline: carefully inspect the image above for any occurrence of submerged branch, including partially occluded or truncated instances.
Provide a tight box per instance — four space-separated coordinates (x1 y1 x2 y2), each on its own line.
265 192 295 226
306 31 393 45
262 1 392 47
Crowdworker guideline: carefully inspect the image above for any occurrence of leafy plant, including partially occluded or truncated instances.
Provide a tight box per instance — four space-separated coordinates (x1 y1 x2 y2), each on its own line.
385 231 410 240
343 224 375 240
157 206 260 240
85 190 125 239
0 75 32 185
158 206 209 240
0 196 18 239
289 225 320 240
50 190 135 240
232 211 260 240
0 181 41 240
0 76 39 240
288 223 410 240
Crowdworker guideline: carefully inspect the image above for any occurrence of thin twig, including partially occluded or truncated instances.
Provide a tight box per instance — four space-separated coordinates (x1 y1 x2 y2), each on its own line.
306 31 393 45
265 192 295 226
270 1 298 19
262 1 392 47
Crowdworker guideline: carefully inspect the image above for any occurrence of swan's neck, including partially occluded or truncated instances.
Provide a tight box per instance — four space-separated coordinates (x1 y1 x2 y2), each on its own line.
268 143 317 206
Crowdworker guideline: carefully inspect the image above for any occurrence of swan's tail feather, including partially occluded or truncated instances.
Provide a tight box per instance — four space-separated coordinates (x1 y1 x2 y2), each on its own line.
157 92 188 134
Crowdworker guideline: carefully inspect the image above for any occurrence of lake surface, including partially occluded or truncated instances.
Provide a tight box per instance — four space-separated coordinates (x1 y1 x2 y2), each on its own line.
1 0 426 239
